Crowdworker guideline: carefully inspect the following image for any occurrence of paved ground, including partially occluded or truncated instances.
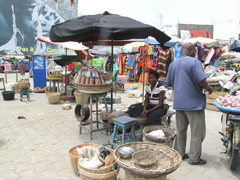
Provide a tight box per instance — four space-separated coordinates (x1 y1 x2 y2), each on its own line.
0 73 240 180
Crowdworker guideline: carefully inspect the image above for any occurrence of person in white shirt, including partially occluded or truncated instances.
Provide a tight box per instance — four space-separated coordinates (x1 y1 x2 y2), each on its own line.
142 70 168 125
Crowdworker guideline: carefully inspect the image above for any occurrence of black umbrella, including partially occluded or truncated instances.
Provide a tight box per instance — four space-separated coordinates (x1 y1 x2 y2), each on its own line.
50 11 171 111
230 40 240 52
50 11 170 44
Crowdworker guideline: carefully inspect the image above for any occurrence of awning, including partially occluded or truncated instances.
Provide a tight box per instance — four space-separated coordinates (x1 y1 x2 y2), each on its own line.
37 36 93 60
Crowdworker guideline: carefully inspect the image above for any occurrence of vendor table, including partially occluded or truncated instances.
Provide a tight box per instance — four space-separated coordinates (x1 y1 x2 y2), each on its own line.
47 78 62 92
77 91 111 140
4 70 20 83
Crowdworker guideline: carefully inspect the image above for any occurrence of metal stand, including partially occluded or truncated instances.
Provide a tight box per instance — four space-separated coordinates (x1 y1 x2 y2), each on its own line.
77 91 110 140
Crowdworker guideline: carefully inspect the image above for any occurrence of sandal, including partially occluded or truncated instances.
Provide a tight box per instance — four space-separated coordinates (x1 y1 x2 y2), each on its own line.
189 159 207 165
182 154 189 160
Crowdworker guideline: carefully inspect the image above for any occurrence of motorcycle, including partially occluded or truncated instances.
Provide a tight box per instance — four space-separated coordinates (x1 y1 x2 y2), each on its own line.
220 113 240 170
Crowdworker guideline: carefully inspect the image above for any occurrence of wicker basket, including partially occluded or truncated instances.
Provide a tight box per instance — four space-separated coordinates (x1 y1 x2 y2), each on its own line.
69 143 117 175
125 170 166 180
79 166 119 180
101 72 113 81
143 126 176 147
18 80 30 88
74 83 112 93
113 142 181 179
46 92 61 104
74 91 89 104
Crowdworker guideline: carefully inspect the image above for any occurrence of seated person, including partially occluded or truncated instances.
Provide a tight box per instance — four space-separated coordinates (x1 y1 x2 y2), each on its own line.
142 69 168 125
106 70 168 125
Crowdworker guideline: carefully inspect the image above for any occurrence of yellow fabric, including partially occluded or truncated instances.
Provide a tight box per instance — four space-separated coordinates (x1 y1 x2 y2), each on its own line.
148 45 154 55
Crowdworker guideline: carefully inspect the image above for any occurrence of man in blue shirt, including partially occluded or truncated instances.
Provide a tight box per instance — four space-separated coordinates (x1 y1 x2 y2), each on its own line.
167 43 212 165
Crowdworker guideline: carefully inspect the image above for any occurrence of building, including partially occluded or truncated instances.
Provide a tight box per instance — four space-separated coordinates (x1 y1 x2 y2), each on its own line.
178 24 214 39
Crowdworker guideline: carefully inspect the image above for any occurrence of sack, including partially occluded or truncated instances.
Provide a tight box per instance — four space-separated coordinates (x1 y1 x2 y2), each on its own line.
126 103 143 117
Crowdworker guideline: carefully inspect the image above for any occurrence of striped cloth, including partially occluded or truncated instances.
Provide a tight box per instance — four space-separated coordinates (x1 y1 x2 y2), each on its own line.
146 81 167 105
157 49 170 76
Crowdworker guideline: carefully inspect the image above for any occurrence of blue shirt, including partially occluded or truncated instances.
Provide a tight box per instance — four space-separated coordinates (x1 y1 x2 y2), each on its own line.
167 56 206 110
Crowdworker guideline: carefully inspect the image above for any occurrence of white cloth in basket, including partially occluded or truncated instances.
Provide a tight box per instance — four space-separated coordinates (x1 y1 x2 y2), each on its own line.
148 130 165 139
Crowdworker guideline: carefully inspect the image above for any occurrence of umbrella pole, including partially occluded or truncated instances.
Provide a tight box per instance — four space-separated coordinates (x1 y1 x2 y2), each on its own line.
111 40 113 112
142 45 146 103
65 48 67 95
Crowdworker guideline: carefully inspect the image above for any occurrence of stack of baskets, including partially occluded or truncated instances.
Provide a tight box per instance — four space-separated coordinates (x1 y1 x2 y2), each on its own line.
143 125 176 147
46 92 61 104
69 143 119 180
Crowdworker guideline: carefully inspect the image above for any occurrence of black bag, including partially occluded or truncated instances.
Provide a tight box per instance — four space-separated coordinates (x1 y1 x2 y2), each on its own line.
126 103 143 117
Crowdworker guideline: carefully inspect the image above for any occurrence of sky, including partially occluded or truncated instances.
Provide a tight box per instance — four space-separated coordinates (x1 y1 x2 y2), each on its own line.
78 0 238 40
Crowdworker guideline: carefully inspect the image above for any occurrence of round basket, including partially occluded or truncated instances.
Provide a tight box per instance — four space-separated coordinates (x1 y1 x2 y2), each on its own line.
46 92 61 104
69 144 117 175
74 91 89 104
113 142 181 179
74 83 112 94
69 144 100 175
133 150 158 168
143 126 176 147
79 166 119 180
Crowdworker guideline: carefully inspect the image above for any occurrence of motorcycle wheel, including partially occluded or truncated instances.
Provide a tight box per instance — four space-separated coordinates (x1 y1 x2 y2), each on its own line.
230 148 239 170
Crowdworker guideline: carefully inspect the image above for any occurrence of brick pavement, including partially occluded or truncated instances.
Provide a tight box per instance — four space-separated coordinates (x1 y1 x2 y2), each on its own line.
0 73 240 180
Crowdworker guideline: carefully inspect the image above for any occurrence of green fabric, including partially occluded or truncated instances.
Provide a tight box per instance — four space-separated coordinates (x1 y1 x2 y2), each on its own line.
90 58 105 70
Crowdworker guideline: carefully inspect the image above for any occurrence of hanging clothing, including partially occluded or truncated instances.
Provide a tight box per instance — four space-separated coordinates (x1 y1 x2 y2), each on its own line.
197 44 205 61
148 45 154 55
204 48 215 65
20 61 25 76
174 45 182 59
157 48 170 76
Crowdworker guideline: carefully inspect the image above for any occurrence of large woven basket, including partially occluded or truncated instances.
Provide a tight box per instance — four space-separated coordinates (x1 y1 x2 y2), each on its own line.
46 92 61 104
79 166 119 180
143 126 176 147
113 142 181 179
69 143 117 175
74 83 112 94
125 170 166 180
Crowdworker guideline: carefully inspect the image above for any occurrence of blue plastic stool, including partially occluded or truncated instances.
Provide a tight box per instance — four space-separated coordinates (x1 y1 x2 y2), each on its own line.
20 88 30 101
111 115 136 148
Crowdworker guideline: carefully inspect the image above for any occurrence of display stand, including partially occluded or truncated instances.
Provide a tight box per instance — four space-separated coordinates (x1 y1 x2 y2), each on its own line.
47 78 62 92
76 91 111 140
4 70 20 83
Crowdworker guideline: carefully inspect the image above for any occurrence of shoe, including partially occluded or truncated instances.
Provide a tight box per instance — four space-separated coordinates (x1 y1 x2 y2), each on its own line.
189 159 207 165
182 154 189 160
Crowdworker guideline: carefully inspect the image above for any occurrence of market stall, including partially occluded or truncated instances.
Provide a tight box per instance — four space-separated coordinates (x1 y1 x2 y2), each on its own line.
73 67 113 140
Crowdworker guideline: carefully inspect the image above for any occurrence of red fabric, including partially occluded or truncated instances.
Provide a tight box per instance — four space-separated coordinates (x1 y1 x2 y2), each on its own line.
20 61 25 76
68 63 74 71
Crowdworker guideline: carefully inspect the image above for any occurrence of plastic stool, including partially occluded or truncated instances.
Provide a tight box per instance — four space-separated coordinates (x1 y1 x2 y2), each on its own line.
111 115 136 148
20 88 30 101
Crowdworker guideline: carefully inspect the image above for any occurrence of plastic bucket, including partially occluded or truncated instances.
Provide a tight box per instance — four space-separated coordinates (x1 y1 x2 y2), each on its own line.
2 91 15 101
